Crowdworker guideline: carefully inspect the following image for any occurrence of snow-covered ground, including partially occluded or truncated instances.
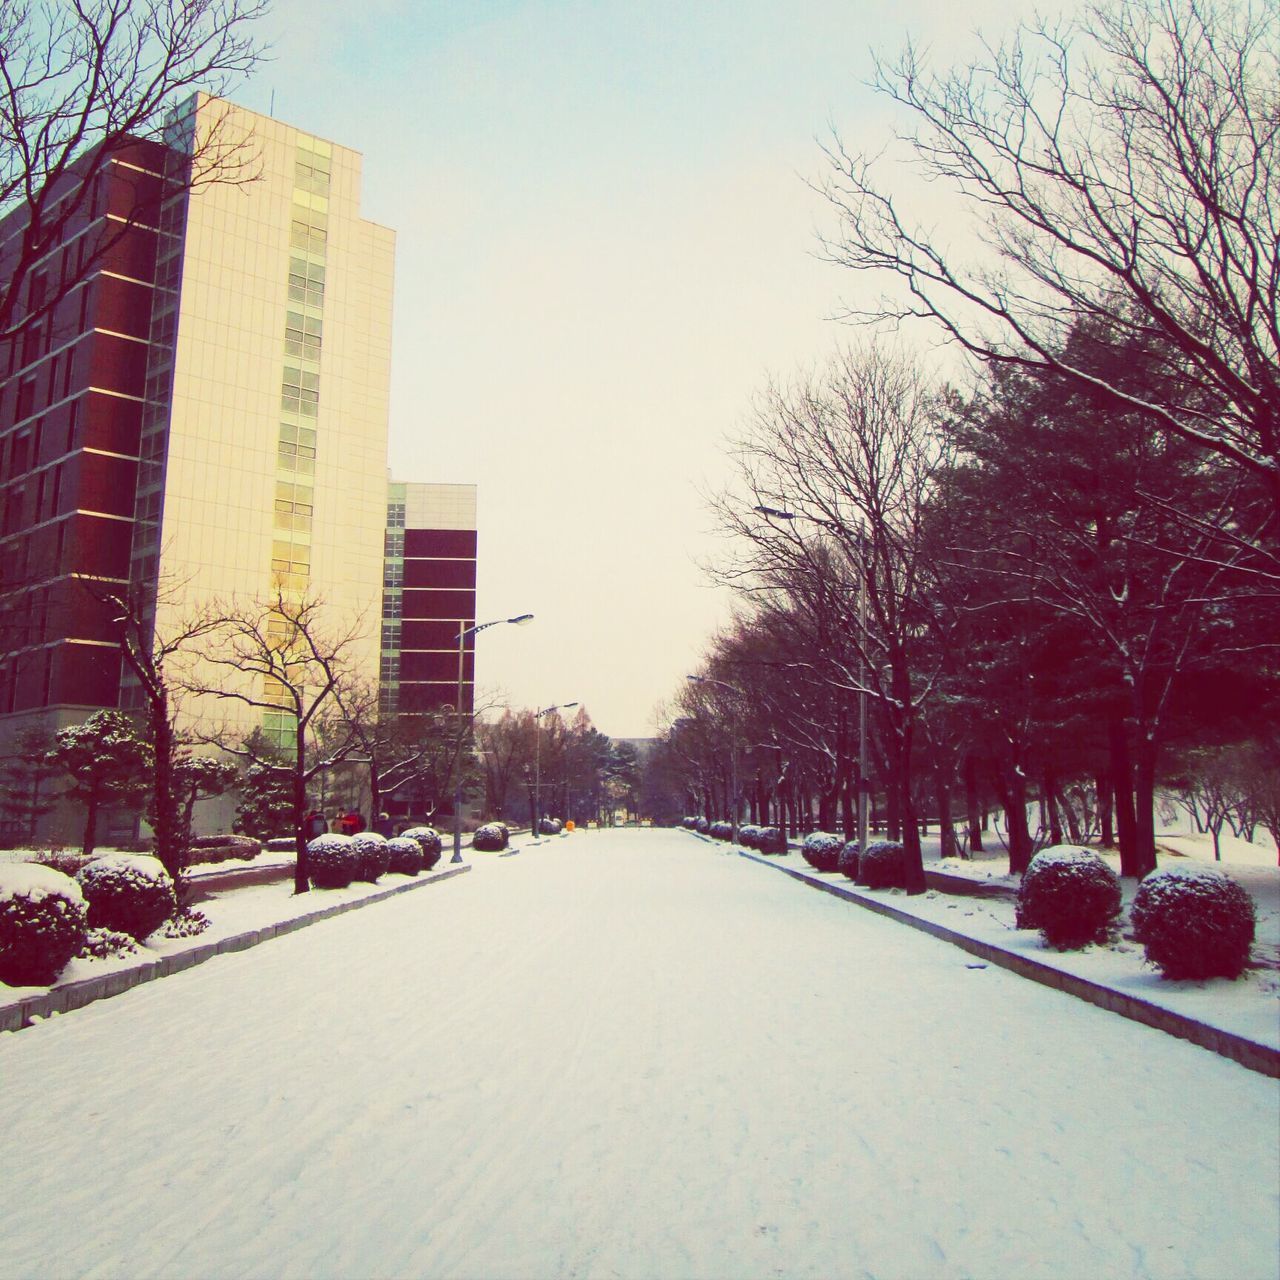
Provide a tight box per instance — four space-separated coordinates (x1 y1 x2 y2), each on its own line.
0 859 458 1004
0 829 1276 1280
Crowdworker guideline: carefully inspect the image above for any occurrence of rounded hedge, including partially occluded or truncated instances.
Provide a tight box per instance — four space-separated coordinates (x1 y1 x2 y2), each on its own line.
77 854 176 941
0 864 88 986
1015 845 1121 949
756 826 786 855
837 840 861 880
1131 865 1256 980
187 834 262 864
737 824 761 849
307 834 359 889
401 826 443 869
709 821 732 841
858 840 907 889
350 831 391 883
539 817 563 835
472 823 508 852
801 832 843 872
386 836 425 876
694 817 710 835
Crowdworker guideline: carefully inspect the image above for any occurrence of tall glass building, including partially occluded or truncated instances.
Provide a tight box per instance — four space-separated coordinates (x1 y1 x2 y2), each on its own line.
0 96 399 839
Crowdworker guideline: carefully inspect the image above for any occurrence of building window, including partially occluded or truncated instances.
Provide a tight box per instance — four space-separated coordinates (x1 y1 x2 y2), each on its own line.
381 620 401 651
383 560 403 589
382 589 402 619
387 502 405 529
384 529 404 558
379 654 400 683
284 310 322 361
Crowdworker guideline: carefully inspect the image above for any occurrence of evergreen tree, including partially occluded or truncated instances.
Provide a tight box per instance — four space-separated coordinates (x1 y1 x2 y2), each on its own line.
51 712 151 856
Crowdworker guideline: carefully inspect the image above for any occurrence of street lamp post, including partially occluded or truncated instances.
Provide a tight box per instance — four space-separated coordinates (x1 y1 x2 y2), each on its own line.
531 701 578 836
451 613 534 862
755 504 870 860
686 674 740 844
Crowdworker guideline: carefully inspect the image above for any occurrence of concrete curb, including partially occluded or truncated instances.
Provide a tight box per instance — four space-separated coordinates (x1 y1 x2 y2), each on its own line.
0 864 471 1036
735 848 1279 1079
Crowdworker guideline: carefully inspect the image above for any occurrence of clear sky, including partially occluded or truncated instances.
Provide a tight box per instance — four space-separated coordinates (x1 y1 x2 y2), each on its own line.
234 0 1061 738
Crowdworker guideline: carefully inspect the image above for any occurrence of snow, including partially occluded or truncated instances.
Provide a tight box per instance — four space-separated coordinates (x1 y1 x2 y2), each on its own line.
753 840 1280 1052
0 861 84 905
0 829 1277 1280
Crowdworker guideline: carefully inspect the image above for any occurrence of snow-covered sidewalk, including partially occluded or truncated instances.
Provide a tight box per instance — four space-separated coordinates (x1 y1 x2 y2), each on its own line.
1 829 1276 1280
721 835 1279 1060
0 857 470 1024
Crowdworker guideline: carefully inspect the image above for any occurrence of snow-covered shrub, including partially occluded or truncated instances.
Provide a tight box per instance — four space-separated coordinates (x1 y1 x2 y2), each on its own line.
801 831 843 872
306 834 359 889
681 816 697 830
386 836 424 876
0 864 88 986
858 840 907 889
350 832 391 882
78 926 140 959
737 824 761 849
471 823 508 852
694 817 710 835
187 834 261 864
159 906 210 939
709 821 732 841
756 826 786 855
837 841 861 880
34 851 90 878
1015 845 1121 949
402 826 443 870
539 818 563 835
1131 865 1256 980
77 854 176 941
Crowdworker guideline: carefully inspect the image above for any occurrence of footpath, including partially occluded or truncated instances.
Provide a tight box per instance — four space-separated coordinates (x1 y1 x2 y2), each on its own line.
692 833 1280 1078
0 861 471 1034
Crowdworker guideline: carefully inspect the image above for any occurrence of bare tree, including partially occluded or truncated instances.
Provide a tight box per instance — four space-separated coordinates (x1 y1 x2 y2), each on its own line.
819 0 1280 526
100 580 223 888
186 588 365 894
711 343 956 892
0 0 267 348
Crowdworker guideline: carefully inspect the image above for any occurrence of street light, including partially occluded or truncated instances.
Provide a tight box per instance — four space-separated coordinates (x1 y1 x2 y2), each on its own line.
755 503 870 860
452 613 534 862
687 674 740 844
532 701 578 835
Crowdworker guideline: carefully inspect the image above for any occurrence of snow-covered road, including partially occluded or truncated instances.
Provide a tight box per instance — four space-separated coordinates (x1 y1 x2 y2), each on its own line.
1 829 1276 1280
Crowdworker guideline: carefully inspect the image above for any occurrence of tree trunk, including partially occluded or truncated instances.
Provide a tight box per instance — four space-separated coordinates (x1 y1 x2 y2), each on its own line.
293 725 310 895
900 771 926 893
1110 716 1140 877
1044 768 1063 846
1005 771 1033 875
885 777 901 842
1097 772 1114 846
964 754 983 853
817 783 836 832
937 766 957 858
150 694 181 888
839 768 856 844
369 757 382 823
1131 734 1159 878
82 788 100 857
